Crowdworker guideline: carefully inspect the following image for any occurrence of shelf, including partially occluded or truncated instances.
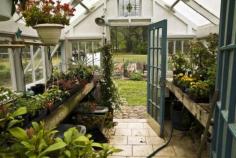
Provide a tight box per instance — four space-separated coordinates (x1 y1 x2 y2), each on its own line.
166 79 211 133
44 81 95 130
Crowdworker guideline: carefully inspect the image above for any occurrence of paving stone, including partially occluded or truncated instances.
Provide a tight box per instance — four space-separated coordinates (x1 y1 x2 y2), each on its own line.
110 136 128 145
116 129 132 136
128 123 144 129
128 136 146 145
146 136 165 145
112 145 132 157
132 145 153 157
132 129 149 136
115 123 129 129
152 145 176 157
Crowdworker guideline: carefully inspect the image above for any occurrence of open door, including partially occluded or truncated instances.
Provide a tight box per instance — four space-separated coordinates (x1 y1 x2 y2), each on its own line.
147 19 167 137
211 0 236 157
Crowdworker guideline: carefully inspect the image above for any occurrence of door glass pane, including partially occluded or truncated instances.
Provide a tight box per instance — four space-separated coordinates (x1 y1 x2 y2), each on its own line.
154 49 157 67
158 49 162 68
232 137 236 158
0 48 12 88
154 29 158 48
150 30 153 47
158 28 162 48
154 68 157 85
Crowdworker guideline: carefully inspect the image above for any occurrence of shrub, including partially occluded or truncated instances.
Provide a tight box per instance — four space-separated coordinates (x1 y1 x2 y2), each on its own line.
129 72 143 81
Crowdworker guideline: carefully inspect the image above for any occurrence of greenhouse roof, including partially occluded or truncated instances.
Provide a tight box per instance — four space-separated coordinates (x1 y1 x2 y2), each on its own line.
65 0 221 26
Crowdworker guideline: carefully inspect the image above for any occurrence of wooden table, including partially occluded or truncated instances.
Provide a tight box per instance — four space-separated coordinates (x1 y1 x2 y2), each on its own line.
166 79 211 133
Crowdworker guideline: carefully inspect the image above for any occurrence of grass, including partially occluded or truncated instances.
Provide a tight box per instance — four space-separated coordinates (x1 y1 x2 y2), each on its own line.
113 53 147 63
115 79 147 106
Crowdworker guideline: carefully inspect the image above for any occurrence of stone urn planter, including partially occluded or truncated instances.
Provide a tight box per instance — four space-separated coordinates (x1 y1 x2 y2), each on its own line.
0 0 12 21
33 24 64 45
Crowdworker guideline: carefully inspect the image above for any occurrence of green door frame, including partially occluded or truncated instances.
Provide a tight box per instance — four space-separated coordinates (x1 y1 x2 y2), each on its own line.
211 0 236 157
147 19 167 137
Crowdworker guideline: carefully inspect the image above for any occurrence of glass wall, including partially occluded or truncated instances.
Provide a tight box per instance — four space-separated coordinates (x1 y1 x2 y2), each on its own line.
0 48 12 88
71 40 101 66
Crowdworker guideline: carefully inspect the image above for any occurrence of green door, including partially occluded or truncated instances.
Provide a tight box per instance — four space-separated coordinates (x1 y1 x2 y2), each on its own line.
147 19 167 137
211 0 236 157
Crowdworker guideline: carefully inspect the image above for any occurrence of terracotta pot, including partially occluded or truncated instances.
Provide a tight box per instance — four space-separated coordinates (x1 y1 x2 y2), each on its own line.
0 0 12 21
33 23 64 45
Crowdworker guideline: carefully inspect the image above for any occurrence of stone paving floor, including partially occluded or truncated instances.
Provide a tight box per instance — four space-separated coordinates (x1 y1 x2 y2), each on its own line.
114 105 147 119
108 119 209 158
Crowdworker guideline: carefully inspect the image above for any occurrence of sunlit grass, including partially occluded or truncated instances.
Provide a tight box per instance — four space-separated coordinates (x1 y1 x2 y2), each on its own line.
115 79 147 106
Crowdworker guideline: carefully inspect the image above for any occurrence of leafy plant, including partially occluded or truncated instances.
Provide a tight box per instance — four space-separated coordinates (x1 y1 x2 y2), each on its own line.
188 81 210 102
100 45 122 127
9 122 66 158
129 72 143 81
22 0 76 27
100 45 121 111
171 52 189 74
57 127 121 158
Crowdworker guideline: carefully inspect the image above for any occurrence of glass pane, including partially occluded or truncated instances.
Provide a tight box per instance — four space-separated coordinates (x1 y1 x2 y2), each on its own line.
176 40 182 53
93 41 101 52
158 28 162 48
0 48 12 88
86 41 93 53
34 47 43 81
168 41 174 55
154 67 157 85
158 49 162 68
79 41 86 52
154 29 158 48
22 46 32 84
183 40 190 53
150 30 153 47
154 49 157 67
119 0 141 16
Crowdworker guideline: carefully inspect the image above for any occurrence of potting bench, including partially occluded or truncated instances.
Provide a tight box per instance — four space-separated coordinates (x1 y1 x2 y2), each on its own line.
166 79 211 133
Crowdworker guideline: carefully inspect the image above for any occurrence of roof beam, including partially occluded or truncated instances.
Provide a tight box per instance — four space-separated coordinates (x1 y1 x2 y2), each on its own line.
70 0 90 13
170 0 180 10
182 0 219 25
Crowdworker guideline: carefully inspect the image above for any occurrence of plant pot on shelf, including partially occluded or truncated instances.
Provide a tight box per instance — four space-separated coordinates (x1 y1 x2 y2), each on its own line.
0 0 12 21
74 103 109 131
33 23 64 45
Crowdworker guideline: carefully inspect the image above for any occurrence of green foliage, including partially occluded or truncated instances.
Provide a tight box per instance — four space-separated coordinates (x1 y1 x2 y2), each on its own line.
129 72 143 81
188 81 210 100
111 27 148 54
2 122 121 158
100 45 121 111
9 122 66 158
171 52 189 74
171 34 218 102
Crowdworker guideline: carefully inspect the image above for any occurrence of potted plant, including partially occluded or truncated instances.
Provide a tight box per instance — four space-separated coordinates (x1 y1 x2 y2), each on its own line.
22 0 76 45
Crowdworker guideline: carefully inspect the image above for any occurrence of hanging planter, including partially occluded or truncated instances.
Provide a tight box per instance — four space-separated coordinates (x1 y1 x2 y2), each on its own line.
33 24 64 45
21 0 76 45
0 0 12 21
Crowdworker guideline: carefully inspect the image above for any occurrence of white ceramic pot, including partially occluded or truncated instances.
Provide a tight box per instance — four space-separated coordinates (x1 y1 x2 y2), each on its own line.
33 23 64 45
0 0 12 21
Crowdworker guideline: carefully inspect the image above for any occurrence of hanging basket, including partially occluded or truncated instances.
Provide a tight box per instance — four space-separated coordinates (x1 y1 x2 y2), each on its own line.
0 0 12 21
33 23 64 45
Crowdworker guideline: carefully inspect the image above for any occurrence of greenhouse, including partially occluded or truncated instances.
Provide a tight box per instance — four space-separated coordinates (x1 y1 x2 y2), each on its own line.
0 0 235 157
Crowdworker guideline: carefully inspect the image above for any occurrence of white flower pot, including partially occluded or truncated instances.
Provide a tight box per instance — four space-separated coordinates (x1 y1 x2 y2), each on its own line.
0 0 12 21
33 24 64 45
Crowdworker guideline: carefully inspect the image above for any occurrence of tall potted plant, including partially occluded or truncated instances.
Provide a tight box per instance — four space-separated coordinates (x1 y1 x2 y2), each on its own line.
22 0 76 45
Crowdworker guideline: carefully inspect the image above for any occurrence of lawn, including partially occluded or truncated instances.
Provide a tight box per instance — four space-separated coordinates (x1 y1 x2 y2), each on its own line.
113 53 147 64
115 79 147 106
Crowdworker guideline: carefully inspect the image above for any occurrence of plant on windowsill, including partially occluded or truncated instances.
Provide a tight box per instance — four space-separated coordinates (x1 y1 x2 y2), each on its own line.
21 0 76 45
